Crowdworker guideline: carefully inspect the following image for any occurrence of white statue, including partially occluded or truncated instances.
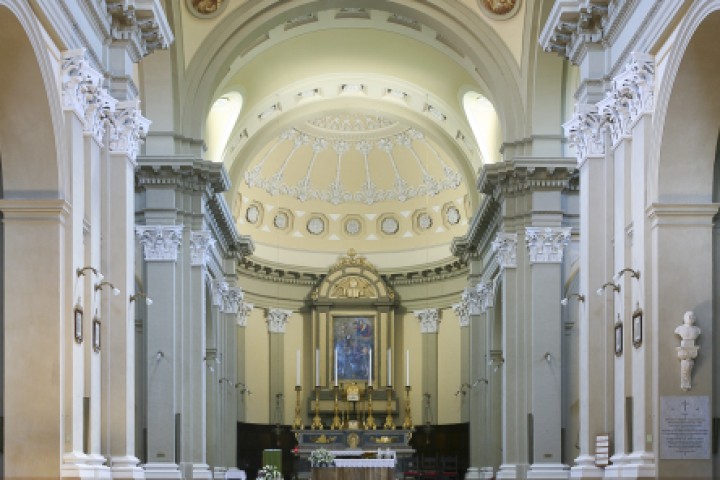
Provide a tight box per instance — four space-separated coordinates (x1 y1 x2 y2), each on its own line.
675 310 701 391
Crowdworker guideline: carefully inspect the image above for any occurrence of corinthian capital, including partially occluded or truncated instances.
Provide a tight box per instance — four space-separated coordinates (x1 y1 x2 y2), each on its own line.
135 225 183 262
415 308 440 334
61 49 118 143
267 308 292 333
614 52 655 122
190 230 216 267
452 300 470 328
221 287 244 314
476 281 495 312
109 99 151 160
492 233 517 269
237 302 254 327
563 104 605 162
525 227 571 263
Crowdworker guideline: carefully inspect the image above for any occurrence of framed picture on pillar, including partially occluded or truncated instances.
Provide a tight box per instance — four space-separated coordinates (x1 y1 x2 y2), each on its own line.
73 305 83 344
92 317 101 353
632 306 643 348
614 316 623 357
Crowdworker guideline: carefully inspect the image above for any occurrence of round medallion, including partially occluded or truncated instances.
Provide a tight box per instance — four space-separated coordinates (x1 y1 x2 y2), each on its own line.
418 213 433 230
274 212 289 230
446 206 461 225
381 217 399 235
246 205 260 224
307 217 325 235
185 0 227 18
478 0 521 19
345 218 361 235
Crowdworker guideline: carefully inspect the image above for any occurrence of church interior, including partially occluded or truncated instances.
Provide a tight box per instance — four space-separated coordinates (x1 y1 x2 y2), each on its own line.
1 0 720 479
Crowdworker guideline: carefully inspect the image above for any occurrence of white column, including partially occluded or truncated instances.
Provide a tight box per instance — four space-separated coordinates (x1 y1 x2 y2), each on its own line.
137 225 183 480
526 227 571 480
185 231 214 479
564 105 610 479
105 100 148 479
493 233 521 480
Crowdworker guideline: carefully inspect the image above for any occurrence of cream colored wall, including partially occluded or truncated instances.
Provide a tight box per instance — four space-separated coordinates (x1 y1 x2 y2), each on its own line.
437 307 462 424
244 308 270 422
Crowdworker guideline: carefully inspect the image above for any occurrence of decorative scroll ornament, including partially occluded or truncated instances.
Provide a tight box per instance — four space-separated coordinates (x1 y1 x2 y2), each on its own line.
267 308 293 333
221 287 244 315
525 227 571 263
135 225 183 262
452 300 470 328
492 233 518 269
476 281 495 313
109 99 151 160
675 310 701 391
190 230 215 267
563 104 605 162
415 308 440 334
61 49 118 143
237 302 254 327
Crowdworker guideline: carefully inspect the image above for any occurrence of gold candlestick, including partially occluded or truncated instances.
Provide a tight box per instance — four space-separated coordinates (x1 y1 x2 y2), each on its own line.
293 385 304 430
311 386 323 430
402 385 413 430
383 386 395 429
365 385 376 430
331 386 343 430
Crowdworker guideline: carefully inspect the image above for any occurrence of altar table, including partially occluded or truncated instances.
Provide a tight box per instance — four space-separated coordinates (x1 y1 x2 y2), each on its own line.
311 467 393 480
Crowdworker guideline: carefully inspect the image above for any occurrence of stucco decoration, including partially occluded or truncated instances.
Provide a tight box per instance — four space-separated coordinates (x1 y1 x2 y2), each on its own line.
478 0 521 19
186 0 227 18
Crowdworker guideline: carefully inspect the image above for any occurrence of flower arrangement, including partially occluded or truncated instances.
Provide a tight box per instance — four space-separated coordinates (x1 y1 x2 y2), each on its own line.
257 464 282 479
309 448 335 468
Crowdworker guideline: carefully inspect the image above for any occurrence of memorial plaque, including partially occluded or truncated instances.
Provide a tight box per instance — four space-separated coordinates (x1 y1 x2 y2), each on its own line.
660 396 710 459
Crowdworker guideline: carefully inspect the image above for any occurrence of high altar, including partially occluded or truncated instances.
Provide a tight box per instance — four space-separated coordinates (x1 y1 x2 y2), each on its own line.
292 251 415 478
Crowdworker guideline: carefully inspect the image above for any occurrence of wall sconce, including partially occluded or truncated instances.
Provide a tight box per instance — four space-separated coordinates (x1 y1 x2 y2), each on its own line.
73 301 84 344
454 383 471 396
236 382 252 395
560 293 585 306
155 350 164 361
95 281 121 296
129 292 153 306
488 355 504 372
596 282 620 296
77 266 103 280
544 352 552 363
613 268 640 282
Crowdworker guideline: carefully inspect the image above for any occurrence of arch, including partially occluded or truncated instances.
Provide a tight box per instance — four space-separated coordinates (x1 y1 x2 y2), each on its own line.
0 2 65 199
179 0 525 157
652 1 720 203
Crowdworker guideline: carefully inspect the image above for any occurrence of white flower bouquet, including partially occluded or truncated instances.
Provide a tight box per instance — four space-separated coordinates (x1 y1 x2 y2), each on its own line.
309 448 335 468
257 464 282 479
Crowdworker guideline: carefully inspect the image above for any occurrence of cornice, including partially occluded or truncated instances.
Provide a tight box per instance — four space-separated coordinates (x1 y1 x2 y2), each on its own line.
136 156 231 195
478 158 578 198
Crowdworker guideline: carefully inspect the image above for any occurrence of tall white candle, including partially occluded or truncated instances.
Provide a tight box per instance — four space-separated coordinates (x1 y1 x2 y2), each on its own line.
387 348 392 386
315 348 320 387
334 347 338 387
296 349 301 386
369 348 373 387
406 350 410 387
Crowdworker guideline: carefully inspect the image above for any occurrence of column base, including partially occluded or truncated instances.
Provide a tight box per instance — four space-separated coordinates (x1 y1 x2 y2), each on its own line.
110 455 145 479
496 464 522 479
620 451 655 479
190 463 213 479
569 454 604 478
62 451 95 479
527 463 570 479
143 462 182 480
213 466 227 480
464 466 495 479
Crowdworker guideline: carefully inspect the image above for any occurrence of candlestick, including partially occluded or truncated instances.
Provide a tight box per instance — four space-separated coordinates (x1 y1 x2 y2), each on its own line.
384 386 395 429
334 347 338 387
369 348 372 386
293 385 304 430
402 385 413 430
296 349 301 387
315 348 320 387
331 385 342 430
311 386 323 430
387 348 392 387
406 350 410 387
365 385 376 430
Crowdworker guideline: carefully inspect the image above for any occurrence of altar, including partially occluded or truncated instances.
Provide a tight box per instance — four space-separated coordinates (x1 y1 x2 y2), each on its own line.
311 466 393 480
